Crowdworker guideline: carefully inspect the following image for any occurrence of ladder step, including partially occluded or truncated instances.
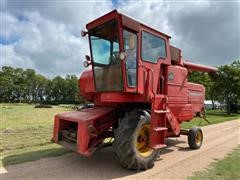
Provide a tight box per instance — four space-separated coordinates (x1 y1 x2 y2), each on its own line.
153 144 167 149
154 110 169 114
153 127 168 131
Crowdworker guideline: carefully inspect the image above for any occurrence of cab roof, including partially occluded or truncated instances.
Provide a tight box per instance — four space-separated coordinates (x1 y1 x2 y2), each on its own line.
86 9 171 39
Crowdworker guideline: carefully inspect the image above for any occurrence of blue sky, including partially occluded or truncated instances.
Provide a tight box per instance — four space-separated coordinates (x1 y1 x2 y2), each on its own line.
0 36 20 45
1 0 239 77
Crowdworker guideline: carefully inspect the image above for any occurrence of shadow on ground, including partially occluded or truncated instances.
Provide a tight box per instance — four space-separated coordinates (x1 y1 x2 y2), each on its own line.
2 147 134 179
2 138 189 179
2 147 70 167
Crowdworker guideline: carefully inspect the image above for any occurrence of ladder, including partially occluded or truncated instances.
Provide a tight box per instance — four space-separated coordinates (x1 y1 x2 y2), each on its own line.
150 94 168 149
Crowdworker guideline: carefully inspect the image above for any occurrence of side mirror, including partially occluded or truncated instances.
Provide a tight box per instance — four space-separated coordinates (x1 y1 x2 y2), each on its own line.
119 52 126 61
85 55 91 61
81 30 88 37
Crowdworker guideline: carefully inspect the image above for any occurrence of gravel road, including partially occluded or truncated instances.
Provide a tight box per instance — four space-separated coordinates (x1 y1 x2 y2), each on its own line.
1 119 239 180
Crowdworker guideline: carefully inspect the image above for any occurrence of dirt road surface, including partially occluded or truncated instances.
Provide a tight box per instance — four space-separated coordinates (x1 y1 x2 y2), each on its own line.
1 119 239 180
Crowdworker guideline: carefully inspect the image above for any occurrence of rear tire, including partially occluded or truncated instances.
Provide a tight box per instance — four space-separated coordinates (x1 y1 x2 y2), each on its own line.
188 126 203 149
113 110 159 170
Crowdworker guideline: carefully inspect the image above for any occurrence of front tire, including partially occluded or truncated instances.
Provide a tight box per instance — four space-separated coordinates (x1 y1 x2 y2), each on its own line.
113 110 159 170
188 126 203 149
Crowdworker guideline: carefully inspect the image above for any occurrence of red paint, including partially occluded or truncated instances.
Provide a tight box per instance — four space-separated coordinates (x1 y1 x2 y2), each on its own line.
53 10 217 156
53 107 116 156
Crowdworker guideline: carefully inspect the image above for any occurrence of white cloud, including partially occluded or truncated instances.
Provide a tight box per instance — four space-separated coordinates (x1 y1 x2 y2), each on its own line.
118 0 239 65
1 1 113 77
1 0 239 77
1 44 34 68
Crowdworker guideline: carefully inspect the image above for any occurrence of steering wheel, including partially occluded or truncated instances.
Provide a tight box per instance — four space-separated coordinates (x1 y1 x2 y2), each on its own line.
110 51 120 65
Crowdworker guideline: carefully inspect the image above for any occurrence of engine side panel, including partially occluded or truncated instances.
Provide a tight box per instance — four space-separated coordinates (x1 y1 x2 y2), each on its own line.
166 66 205 122
167 66 192 121
187 82 205 114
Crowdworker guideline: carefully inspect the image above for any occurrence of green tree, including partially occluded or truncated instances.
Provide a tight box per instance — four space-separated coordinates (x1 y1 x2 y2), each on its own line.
215 60 240 114
0 66 80 104
35 74 48 103
22 69 36 102
188 71 217 109
12 68 25 102
51 76 65 104
0 66 15 102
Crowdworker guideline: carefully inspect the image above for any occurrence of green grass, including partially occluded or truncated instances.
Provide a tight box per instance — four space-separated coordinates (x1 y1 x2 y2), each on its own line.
0 104 239 167
181 110 240 129
0 103 72 166
189 145 240 180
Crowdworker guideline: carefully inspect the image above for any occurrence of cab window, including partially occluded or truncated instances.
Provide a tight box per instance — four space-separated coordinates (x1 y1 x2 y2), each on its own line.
141 31 166 63
123 30 137 87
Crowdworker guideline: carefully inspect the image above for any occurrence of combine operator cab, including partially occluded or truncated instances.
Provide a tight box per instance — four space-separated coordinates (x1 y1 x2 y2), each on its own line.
80 10 172 98
53 10 217 170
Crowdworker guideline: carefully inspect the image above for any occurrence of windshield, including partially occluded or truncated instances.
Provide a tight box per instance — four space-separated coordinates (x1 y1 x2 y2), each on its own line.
89 19 123 91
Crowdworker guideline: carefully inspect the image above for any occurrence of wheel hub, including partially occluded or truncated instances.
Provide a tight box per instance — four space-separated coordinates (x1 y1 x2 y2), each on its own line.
195 131 202 145
136 124 154 157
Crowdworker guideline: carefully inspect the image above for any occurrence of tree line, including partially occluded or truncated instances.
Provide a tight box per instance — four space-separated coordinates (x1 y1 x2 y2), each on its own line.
1 60 239 113
0 66 82 104
188 60 240 114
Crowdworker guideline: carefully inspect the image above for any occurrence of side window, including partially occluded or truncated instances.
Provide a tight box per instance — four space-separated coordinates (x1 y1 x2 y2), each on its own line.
141 31 166 63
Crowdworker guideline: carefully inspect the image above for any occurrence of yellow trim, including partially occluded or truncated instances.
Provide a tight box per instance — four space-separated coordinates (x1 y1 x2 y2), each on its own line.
135 124 154 157
195 131 202 145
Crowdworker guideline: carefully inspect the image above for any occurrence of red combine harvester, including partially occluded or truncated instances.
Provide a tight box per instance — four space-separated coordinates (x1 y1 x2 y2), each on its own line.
52 10 217 170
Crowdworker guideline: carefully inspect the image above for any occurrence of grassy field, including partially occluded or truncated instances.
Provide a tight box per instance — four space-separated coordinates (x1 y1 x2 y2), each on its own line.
0 103 239 167
181 110 240 129
0 103 72 166
190 145 240 180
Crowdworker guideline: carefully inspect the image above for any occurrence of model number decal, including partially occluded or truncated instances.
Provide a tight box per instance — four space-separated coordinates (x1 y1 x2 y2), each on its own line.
189 91 202 96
